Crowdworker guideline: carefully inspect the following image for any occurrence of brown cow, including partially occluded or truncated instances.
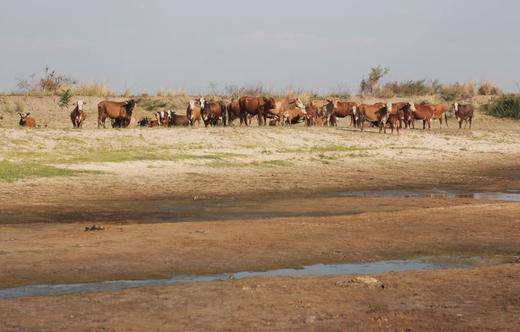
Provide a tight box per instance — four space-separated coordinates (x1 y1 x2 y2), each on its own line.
377 105 401 134
324 99 358 127
201 98 228 127
18 113 37 128
453 103 474 129
410 103 435 130
276 98 306 126
186 99 202 126
98 99 136 128
70 100 87 128
358 102 388 131
169 111 191 126
305 101 325 127
430 103 449 127
239 96 277 126
227 99 241 125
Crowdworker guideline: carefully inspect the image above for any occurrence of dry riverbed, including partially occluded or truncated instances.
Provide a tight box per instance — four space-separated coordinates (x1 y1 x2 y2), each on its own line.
1 96 519 330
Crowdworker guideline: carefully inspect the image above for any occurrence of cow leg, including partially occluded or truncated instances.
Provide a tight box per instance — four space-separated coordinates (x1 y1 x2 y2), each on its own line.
469 117 472 129
459 120 463 129
444 113 448 128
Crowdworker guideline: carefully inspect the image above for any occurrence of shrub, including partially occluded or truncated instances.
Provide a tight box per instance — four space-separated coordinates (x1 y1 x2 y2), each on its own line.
440 82 475 101
59 89 73 109
478 81 502 96
481 94 520 119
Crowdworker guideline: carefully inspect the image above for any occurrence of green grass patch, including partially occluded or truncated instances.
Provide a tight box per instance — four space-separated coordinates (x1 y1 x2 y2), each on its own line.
208 159 291 169
0 160 90 182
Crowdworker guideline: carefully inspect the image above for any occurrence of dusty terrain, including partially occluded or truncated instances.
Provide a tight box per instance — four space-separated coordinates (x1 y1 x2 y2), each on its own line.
0 95 519 331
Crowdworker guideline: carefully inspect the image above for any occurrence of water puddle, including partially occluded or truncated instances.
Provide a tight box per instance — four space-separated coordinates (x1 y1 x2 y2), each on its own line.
0 257 476 300
339 190 520 202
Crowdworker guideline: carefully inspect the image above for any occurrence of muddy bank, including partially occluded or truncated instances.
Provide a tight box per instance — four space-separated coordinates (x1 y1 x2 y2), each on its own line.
1 264 519 331
1 199 519 289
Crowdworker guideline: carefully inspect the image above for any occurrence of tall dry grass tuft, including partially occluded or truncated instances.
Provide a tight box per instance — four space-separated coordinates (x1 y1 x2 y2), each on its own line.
478 81 502 96
73 83 115 97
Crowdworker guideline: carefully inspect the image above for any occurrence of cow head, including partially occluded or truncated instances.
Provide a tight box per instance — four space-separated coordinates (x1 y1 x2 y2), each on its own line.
199 97 206 109
76 100 86 111
409 102 416 113
18 112 30 126
453 102 459 112
386 102 393 113
294 98 305 110
189 100 196 109
264 97 276 111
123 99 136 115
352 105 359 121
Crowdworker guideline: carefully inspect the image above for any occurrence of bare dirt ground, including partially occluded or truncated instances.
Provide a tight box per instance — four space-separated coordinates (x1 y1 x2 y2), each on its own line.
1 95 519 331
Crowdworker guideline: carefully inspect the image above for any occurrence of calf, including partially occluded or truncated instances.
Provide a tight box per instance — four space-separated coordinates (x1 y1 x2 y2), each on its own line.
18 113 37 128
453 103 474 129
305 102 325 127
70 100 87 128
169 112 190 126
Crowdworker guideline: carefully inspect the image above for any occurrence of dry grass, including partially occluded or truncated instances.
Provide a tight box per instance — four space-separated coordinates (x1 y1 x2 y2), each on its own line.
73 83 115 97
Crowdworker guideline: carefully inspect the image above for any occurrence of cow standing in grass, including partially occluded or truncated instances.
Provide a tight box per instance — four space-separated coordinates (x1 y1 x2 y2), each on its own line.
454 103 474 129
97 99 136 128
186 99 202 126
70 100 87 128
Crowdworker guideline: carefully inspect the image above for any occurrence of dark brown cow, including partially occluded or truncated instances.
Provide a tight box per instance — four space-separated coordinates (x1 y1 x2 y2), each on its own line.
390 102 415 129
186 99 202 126
453 103 474 129
410 103 435 130
18 113 36 128
201 98 228 127
357 103 388 131
239 96 276 126
227 99 241 125
324 99 358 127
98 99 136 128
169 111 191 126
155 110 169 126
70 100 87 128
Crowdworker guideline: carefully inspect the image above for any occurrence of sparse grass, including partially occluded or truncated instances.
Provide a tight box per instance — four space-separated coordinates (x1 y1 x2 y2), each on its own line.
208 159 291 169
73 83 115 97
280 145 371 154
482 94 520 119
0 160 88 182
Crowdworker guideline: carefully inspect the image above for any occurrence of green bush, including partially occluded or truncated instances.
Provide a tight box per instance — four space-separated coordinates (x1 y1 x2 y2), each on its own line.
481 94 520 119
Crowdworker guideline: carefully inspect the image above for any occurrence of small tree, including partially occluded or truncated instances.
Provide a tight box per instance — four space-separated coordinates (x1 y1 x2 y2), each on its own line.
360 65 389 95
59 89 73 110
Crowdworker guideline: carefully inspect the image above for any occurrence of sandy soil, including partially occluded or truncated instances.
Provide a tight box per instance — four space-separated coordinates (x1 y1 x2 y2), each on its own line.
0 95 519 330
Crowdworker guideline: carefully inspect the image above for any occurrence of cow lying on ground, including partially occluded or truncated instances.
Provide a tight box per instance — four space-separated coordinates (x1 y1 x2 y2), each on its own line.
70 100 87 128
168 111 190 126
18 113 37 128
454 103 474 129
98 99 136 128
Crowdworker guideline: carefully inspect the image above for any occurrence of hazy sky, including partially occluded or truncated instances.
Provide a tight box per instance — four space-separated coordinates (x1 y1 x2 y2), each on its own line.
1 0 519 94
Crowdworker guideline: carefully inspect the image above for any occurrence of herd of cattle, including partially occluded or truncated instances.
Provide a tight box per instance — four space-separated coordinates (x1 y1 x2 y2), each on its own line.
15 96 475 132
